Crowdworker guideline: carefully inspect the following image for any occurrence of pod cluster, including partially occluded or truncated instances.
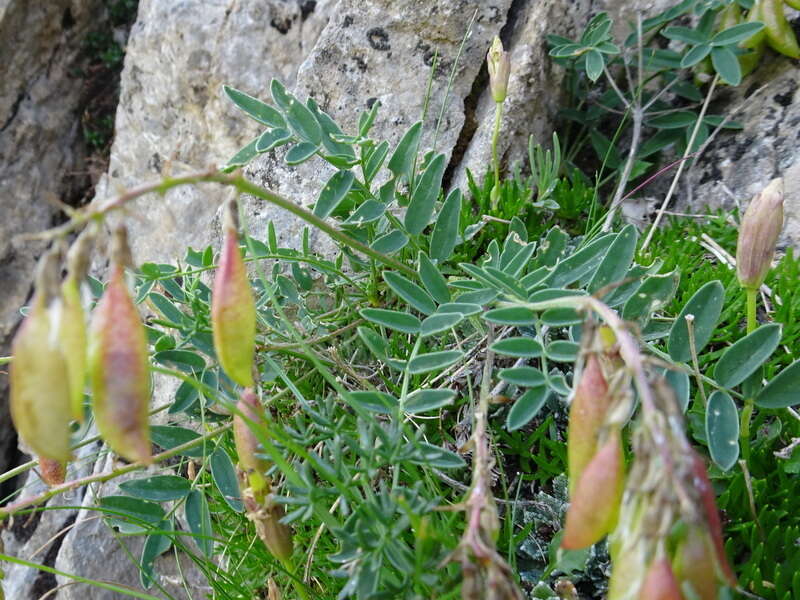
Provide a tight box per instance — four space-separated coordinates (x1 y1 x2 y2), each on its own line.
564 324 735 600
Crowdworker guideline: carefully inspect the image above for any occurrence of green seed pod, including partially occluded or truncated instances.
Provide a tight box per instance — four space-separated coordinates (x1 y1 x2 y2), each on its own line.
562 428 624 550
60 229 93 422
234 388 271 497
10 250 73 462
39 456 67 487
760 0 800 58
89 229 151 464
739 1 767 77
786 0 800 10
736 178 784 290
487 36 510 103
567 353 611 495
672 526 720 600
211 202 256 387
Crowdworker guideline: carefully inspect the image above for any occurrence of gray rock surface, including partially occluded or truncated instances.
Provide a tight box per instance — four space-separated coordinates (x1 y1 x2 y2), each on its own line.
97 0 336 265
0 0 103 474
679 55 800 249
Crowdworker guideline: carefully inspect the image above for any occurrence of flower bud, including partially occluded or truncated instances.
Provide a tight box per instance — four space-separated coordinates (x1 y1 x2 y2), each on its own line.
234 388 271 498
10 250 73 462
211 201 256 387
567 353 611 495
39 456 67 487
562 428 624 550
89 228 152 464
487 36 510 103
244 493 293 561
736 178 784 290
639 558 683 600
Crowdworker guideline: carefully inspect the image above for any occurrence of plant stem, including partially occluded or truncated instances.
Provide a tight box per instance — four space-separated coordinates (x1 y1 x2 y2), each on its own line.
745 287 758 334
740 287 759 460
490 101 503 209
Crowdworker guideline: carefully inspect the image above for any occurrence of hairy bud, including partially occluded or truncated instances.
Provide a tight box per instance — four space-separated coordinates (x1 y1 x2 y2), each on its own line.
10 250 73 462
562 428 624 550
89 228 151 464
487 36 510 103
736 178 784 290
234 388 271 498
212 201 256 387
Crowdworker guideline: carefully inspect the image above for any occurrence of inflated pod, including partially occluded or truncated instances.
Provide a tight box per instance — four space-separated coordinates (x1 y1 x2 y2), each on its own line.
638 558 683 600
10 250 73 462
234 388 271 497
760 0 800 58
736 178 784 290
562 428 625 550
567 353 611 495
244 493 293 561
89 228 152 464
211 201 256 387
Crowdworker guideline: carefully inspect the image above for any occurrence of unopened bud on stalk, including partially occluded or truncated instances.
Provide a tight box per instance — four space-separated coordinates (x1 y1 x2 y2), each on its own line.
567 353 612 495
736 178 784 290
234 388 271 498
89 227 152 464
244 493 294 561
39 456 66 487
487 36 510 103
562 428 624 550
10 250 73 462
212 201 256 387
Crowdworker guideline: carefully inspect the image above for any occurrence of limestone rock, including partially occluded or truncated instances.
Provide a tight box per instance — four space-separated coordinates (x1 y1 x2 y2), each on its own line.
0 0 104 474
680 56 800 249
98 0 336 265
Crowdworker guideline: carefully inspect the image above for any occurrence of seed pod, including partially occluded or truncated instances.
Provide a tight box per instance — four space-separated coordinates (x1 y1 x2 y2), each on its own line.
89 229 151 464
60 230 93 422
689 451 736 585
737 178 784 290
10 251 73 462
567 353 611 495
244 493 293 561
760 0 800 57
39 456 67 487
739 1 767 77
562 428 624 550
672 526 720 600
267 578 282 600
487 36 510 103
639 558 684 600
211 202 256 387
234 388 271 497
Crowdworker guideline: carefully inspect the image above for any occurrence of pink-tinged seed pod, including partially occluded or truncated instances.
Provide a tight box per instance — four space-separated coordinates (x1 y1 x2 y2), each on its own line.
672 526 722 600
567 353 612 495
562 429 624 550
736 178 784 290
234 388 271 496
639 558 684 600
487 36 511 103
89 236 152 464
211 202 256 388
690 451 736 586
10 251 73 462
39 456 67 487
